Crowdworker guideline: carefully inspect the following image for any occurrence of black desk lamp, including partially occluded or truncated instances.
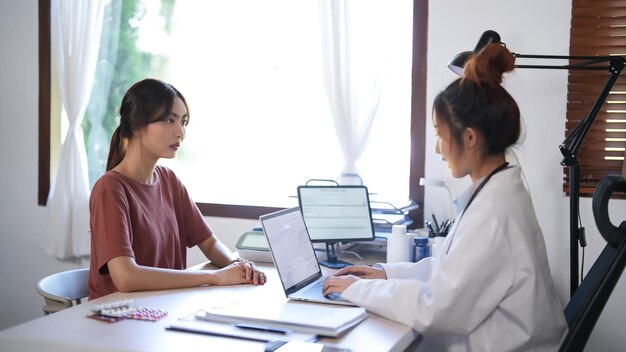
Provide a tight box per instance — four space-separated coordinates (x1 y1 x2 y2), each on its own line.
448 30 626 297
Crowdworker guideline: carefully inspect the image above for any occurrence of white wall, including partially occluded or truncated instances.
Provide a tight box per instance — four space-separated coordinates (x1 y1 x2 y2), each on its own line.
0 0 624 350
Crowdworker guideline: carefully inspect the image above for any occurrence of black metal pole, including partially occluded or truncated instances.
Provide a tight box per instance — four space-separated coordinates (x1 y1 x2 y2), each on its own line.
559 143 581 297
570 161 580 295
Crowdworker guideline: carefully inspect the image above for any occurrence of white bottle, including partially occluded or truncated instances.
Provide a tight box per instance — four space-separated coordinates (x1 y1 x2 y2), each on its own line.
387 225 410 263
431 236 445 258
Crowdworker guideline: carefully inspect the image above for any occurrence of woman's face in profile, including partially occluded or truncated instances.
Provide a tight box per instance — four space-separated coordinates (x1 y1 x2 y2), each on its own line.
433 111 467 179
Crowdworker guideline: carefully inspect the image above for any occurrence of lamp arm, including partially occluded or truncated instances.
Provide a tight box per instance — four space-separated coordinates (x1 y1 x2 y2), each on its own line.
561 57 625 159
513 53 617 70
555 56 624 296
514 53 614 61
511 54 625 296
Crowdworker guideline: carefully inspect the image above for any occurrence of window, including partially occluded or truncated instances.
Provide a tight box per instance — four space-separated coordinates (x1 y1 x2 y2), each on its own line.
39 0 427 225
567 0 626 196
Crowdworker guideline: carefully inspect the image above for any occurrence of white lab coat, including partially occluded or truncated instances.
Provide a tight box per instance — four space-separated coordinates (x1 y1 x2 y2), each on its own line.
342 166 567 351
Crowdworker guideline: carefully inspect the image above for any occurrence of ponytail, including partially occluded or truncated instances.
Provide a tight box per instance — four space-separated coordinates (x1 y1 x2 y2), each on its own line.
106 127 125 171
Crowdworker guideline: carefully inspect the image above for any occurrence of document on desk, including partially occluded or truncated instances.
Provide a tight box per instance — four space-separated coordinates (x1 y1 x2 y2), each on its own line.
166 319 317 343
195 302 368 337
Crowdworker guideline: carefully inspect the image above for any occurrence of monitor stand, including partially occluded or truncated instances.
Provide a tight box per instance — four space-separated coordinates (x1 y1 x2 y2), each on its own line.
319 242 353 269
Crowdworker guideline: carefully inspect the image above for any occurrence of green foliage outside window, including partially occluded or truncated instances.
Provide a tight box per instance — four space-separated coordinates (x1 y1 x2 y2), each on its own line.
83 0 175 186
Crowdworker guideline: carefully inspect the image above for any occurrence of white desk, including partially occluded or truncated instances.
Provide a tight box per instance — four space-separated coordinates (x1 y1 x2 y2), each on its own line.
0 264 416 352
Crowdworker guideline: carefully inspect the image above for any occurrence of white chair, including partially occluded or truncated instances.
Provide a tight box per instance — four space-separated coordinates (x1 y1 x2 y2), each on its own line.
36 268 90 315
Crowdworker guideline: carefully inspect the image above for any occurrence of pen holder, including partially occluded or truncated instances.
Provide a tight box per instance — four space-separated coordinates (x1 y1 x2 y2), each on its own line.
425 217 454 238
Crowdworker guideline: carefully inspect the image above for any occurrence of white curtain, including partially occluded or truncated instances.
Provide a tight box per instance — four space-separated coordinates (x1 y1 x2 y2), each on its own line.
46 0 106 259
319 0 386 185
87 0 122 187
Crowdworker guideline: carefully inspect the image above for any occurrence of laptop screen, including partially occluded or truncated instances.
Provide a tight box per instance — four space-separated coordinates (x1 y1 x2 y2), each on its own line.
260 207 320 291
297 185 375 243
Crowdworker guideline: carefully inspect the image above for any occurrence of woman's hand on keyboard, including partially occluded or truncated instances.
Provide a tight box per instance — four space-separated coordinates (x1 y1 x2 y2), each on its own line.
333 265 387 280
323 275 358 296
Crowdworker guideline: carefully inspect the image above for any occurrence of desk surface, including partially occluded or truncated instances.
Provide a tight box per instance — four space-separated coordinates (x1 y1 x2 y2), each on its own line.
0 264 416 352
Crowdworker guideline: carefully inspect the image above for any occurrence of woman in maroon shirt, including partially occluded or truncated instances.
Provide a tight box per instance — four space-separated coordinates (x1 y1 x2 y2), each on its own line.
88 78 265 299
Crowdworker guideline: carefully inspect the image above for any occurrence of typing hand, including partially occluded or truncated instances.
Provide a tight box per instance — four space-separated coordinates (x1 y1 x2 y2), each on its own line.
333 265 387 280
323 275 359 296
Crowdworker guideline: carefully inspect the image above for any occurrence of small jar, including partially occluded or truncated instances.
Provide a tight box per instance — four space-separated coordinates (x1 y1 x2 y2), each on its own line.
412 237 429 263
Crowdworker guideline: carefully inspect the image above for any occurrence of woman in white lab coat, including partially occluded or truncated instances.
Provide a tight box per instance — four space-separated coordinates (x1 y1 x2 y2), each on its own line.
323 44 567 351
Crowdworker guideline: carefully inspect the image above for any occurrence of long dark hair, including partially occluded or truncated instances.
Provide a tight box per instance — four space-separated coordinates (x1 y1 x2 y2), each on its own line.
106 78 189 171
433 43 520 156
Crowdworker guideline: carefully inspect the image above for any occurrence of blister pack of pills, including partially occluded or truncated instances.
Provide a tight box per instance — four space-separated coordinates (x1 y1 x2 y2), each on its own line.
125 307 168 321
91 299 137 318
88 299 167 323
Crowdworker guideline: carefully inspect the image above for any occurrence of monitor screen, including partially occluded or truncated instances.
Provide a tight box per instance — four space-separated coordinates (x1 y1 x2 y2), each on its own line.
297 185 375 243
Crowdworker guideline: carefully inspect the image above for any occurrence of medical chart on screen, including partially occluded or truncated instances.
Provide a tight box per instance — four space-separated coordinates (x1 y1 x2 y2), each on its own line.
264 210 319 288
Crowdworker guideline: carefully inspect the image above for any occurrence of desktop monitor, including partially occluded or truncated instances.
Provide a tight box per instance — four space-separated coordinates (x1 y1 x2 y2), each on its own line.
297 185 375 268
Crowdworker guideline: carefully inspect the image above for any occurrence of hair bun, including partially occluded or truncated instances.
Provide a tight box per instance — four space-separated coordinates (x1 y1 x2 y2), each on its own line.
463 43 515 88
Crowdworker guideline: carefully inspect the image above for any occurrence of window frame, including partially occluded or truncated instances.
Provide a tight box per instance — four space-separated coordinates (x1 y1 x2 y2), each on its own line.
38 0 427 225
38 0 51 207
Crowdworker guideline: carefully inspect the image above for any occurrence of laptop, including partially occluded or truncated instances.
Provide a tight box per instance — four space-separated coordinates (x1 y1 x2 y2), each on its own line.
260 207 357 306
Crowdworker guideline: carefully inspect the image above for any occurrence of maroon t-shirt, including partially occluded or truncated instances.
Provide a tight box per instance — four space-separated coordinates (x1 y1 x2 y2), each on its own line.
88 165 212 299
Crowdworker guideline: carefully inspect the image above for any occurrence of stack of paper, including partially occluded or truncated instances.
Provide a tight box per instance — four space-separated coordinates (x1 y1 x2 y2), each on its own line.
370 200 418 233
196 302 368 337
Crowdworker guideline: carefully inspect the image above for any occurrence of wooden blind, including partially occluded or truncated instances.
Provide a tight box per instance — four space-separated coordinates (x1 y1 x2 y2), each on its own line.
567 0 626 196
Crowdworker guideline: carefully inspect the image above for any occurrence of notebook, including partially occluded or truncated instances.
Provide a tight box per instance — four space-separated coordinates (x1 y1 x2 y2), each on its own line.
193 301 367 337
259 207 357 306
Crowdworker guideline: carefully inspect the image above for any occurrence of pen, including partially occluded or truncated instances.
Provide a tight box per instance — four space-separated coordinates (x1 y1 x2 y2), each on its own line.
443 220 454 236
165 325 269 342
425 220 435 235
235 323 292 335
432 214 441 233
441 220 448 234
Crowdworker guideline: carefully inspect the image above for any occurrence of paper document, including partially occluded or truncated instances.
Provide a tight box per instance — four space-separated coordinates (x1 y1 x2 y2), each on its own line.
196 302 368 337
167 320 317 343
